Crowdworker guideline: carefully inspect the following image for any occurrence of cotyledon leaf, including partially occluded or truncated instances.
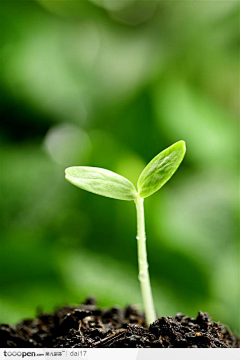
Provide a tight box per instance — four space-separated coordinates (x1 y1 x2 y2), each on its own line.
65 166 137 201
137 141 186 198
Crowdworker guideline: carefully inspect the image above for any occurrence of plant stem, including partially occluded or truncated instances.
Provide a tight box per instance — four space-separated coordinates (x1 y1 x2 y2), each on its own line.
135 194 156 325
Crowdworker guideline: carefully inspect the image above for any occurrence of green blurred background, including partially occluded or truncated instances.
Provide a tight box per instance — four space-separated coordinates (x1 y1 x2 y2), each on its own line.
0 1 239 334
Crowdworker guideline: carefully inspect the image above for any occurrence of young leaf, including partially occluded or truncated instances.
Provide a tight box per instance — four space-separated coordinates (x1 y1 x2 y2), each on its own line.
65 166 137 201
137 140 186 198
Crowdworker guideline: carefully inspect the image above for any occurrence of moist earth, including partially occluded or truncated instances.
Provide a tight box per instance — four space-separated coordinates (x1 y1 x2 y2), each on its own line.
1 298 239 348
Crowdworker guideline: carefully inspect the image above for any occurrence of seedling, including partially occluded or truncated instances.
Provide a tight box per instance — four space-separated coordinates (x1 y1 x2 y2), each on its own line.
65 140 186 325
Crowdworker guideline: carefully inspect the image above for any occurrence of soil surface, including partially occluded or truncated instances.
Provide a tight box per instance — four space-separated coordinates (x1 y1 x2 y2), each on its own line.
1 298 239 348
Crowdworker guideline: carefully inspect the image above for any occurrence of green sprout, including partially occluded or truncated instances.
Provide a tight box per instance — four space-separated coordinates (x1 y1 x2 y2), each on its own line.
65 140 186 325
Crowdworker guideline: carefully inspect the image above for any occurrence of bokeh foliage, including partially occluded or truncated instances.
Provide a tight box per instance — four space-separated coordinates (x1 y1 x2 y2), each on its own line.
0 1 239 333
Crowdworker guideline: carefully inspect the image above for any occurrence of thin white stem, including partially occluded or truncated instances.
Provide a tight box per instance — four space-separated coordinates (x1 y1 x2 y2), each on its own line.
135 194 156 325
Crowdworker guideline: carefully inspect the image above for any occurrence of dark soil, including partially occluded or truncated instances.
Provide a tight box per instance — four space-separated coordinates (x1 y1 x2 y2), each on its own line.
1 298 239 348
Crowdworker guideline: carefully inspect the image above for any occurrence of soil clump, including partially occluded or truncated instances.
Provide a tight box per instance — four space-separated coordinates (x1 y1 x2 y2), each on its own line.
1 298 239 348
